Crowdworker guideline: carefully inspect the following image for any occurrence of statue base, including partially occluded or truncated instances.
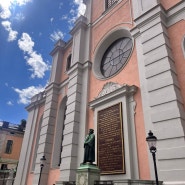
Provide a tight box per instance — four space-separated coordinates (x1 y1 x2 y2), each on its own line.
76 163 100 185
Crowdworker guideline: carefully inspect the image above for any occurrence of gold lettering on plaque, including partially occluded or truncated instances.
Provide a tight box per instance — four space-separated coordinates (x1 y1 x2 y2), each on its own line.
97 103 125 174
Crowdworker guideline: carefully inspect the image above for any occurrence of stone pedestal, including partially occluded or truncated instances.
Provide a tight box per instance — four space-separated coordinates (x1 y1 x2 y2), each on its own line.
76 164 100 185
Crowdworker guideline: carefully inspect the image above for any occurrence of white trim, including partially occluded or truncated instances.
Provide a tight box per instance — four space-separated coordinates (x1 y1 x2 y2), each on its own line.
163 182 185 185
92 27 134 80
182 36 185 58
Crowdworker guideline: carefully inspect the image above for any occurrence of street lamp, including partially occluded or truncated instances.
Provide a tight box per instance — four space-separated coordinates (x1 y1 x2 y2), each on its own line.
38 155 46 185
146 130 159 185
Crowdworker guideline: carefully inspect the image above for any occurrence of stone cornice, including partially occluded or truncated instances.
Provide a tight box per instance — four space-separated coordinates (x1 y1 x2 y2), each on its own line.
89 83 137 109
70 15 88 35
67 61 92 76
50 39 66 56
132 1 185 36
26 90 46 111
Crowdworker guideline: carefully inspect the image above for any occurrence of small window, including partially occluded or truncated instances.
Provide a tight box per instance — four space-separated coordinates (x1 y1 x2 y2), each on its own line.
5 140 13 154
66 54 72 71
105 0 119 10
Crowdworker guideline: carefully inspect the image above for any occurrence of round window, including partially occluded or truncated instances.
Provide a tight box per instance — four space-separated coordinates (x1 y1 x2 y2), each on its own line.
100 37 133 78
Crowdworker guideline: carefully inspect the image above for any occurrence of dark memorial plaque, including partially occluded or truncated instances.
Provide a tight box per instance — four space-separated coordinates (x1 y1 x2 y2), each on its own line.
97 103 125 174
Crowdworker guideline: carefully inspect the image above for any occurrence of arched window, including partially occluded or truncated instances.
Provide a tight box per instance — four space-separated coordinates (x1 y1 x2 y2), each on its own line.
66 54 72 71
52 96 67 168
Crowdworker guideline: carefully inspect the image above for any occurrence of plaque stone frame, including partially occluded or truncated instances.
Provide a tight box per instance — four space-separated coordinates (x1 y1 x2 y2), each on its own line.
89 83 139 180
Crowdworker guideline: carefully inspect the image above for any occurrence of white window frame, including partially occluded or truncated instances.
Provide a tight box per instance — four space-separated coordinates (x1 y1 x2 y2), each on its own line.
182 36 185 58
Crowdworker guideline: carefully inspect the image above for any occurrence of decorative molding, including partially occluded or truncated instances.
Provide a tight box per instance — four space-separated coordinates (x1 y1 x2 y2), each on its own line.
76 173 88 185
97 82 122 98
90 83 137 109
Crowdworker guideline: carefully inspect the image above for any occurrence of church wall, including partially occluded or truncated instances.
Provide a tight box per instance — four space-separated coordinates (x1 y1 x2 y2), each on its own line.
88 45 150 180
91 0 133 58
132 0 185 182
160 0 182 10
91 0 104 23
89 0 150 180
47 169 60 185
27 173 34 185
15 0 185 184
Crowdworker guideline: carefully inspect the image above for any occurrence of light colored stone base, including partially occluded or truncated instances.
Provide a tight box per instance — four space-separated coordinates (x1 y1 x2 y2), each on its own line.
114 179 163 185
163 182 185 185
76 164 100 185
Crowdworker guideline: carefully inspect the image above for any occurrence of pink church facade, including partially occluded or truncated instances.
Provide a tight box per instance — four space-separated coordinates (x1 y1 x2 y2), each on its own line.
15 0 185 185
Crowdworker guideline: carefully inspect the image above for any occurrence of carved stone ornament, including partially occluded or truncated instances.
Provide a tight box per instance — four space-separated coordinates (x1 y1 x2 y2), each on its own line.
97 82 122 98
77 173 88 185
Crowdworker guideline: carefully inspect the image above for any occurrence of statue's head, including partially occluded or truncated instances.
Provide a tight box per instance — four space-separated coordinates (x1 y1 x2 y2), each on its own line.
89 129 94 134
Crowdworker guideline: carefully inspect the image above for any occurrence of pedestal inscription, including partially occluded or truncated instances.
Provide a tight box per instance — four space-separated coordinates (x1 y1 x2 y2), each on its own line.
97 103 125 174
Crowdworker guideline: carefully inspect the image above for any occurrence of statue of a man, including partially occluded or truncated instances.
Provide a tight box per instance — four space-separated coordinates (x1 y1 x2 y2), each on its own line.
83 129 95 164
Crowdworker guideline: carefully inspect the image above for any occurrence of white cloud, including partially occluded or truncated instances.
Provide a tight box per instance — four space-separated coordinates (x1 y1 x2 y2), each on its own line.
26 51 50 78
0 0 32 19
1 21 18 41
15 0 32 6
50 30 65 42
61 15 68 20
18 32 34 53
18 33 50 78
13 85 45 105
66 0 86 30
0 7 11 19
59 2 63 9
73 0 86 17
7 101 13 106
14 13 25 21
0 1 12 19
50 17 54 23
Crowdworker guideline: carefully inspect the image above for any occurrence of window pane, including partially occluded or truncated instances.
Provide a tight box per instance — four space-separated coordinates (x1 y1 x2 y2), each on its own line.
5 140 13 154
106 0 119 9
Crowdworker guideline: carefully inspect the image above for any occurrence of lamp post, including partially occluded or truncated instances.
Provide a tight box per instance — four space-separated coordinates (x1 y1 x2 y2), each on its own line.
146 130 159 185
38 155 46 185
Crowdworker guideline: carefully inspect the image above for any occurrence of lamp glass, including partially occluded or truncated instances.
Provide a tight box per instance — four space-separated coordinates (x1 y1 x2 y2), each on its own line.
40 155 46 166
146 130 157 149
147 139 157 149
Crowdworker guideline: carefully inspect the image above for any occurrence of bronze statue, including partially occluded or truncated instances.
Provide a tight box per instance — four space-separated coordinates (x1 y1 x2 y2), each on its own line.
83 129 95 164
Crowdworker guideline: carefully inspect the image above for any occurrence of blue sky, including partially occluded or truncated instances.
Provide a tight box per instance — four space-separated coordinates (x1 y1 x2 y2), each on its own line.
0 0 86 124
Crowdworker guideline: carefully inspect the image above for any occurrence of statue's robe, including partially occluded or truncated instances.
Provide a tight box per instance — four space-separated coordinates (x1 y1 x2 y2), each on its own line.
83 133 95 163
